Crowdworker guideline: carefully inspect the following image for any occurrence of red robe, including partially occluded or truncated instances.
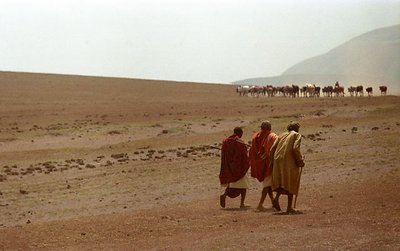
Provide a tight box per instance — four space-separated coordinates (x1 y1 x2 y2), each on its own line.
249 130 277 182
219 134 249 185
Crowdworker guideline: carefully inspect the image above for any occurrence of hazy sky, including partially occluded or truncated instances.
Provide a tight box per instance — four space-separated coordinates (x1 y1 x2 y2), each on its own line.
1 0 399 83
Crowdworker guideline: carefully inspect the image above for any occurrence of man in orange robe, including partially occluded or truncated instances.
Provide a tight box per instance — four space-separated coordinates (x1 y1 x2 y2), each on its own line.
219 127 250 208
249 121 277 211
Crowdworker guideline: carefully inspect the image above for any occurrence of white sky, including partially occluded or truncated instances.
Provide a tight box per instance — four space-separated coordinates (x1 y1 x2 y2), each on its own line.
0 0 399 83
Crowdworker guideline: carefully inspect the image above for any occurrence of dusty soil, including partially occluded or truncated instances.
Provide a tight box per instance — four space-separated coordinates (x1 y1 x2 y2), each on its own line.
0 72 399 250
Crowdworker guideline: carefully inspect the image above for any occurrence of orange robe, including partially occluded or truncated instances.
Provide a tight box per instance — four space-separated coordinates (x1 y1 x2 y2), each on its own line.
249 130 277 182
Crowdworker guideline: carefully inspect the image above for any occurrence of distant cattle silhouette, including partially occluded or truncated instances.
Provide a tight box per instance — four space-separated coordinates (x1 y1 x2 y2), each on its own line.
356 85 364 96
266 85 275 97
249 86 264 97
366 87 373 97
237 85 250 96
322 86 333 97
348 86 356 96
379 86 387 96
315 86 321 97
282 85 293 97
292 85 300 97
305 84 316 97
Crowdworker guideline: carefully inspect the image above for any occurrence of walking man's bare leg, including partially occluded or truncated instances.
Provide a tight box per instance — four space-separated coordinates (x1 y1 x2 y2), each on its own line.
257 188 267 210
257 187 274 211
220 192 226 208
240 189 248 208
272 191 281 211
287 194 296 213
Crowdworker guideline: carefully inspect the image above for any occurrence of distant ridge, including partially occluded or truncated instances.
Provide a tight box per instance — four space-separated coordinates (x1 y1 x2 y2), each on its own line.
235 24 400 93
0 70 218 86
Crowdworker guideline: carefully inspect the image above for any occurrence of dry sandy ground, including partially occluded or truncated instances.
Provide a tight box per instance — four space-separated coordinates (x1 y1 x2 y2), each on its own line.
0 72 399 250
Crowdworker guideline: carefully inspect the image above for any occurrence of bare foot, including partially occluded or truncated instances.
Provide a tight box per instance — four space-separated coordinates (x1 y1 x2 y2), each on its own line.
272 199 281 211
220 195 226 208
257 205 266 211
240 204 251 209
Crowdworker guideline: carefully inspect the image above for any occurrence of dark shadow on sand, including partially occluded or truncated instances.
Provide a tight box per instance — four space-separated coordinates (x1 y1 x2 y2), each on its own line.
273 210 305 216
254 207 276 213
222 206 252 211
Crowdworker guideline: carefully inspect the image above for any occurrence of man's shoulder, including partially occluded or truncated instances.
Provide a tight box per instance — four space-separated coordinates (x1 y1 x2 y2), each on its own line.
223 134 236 141
287 131 303 140
252 131 262 139
224 135 244 144
289 131 302 137
269 132 278 138
278 131 290 138
235 138 246 144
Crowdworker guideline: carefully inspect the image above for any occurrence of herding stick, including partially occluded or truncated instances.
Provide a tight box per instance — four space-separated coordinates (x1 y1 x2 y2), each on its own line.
294 157 304 208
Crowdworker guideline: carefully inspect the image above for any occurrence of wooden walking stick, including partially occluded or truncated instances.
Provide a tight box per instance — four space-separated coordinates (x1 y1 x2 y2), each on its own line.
294 156 305 209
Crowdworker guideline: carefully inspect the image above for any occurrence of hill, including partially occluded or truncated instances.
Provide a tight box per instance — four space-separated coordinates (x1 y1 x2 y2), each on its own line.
235 24 400 93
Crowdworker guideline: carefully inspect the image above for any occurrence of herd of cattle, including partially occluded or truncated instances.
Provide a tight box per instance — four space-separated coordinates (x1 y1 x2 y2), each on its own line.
236 82 388 98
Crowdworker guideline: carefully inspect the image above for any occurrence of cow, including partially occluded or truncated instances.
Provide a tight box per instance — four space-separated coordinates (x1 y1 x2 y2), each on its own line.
237 85 250 96
282 85 294 97
300 86 307 97
253 86 264 97
355 85 364 96
262 86 268 96
292 85 300 98
306 84 316 97
322 86 333 97
379 86 387 96
276 86 285 96
366 87 373 97
266 85 275 97
348 86 356 96
315 86 321 97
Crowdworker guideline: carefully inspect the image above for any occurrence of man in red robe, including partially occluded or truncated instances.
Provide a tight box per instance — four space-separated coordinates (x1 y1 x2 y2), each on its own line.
219 127 250 208
249 121 277 211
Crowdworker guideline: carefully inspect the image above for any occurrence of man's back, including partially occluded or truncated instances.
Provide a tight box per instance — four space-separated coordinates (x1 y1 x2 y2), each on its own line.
273 131 303 167
271 130 304 195
250 130 276 181
219 134 249 185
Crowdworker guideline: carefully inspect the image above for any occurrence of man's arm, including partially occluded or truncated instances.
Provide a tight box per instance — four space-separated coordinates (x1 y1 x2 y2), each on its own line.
293 133 305 167
269 137 279 168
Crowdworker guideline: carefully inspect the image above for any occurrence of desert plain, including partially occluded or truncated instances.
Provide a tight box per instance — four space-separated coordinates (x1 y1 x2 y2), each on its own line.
0 72 399 250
